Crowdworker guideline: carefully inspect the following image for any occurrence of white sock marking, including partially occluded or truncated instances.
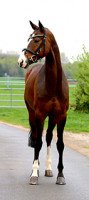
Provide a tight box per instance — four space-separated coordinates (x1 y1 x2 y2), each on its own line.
31 160 39 177
46 146 52 171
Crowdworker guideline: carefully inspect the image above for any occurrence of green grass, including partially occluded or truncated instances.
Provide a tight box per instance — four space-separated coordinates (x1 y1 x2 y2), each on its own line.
0 108 29 128
0 81 89 133
0 107 89 133
65 109 89 133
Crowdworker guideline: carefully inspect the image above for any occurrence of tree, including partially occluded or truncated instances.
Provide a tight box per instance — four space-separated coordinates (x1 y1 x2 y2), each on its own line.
0 53 24 77
61 52 69 64
75 47 89 111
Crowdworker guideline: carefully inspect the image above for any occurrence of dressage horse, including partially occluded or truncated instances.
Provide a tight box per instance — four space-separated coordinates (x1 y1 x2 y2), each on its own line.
18 21 69 185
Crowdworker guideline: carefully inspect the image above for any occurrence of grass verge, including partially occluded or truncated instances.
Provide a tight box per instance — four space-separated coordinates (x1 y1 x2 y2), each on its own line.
0 108 89 133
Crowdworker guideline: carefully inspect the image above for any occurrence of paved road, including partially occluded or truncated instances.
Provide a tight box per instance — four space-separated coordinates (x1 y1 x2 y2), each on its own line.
0 123 89 200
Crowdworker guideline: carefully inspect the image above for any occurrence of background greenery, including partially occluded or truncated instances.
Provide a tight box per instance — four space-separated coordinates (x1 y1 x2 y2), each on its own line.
0 53 24 77
75 47 89 111
0 52 78 79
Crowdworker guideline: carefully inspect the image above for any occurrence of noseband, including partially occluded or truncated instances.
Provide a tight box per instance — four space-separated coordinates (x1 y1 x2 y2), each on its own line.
22 32 46 64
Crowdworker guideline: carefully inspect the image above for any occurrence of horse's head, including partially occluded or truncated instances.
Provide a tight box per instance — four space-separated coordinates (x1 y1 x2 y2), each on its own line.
18 21 51 68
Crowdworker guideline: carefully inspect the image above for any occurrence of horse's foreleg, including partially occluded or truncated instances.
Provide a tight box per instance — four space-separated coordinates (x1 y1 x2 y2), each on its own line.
56 117 66 185
45 117 55 177
45 146 53 177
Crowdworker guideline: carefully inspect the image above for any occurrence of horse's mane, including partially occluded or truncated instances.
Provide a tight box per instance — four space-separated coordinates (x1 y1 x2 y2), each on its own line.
46 28 62 67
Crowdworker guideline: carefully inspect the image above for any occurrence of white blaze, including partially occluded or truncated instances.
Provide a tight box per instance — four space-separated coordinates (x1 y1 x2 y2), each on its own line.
18 52 27 68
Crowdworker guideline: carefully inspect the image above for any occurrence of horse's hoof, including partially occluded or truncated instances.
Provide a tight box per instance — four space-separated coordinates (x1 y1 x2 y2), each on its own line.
45 170 53 177
56 173 66 185
29 176 38 185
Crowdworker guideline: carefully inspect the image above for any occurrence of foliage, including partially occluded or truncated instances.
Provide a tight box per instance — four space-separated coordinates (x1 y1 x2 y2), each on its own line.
0 52 79 79
75 47 89 111
62 61 78 79
61 52 79 79
0 53 24 77
61 52 69 64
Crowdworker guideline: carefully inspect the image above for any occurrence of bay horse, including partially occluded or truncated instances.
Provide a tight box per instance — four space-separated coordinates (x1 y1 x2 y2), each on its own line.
18 21 69 185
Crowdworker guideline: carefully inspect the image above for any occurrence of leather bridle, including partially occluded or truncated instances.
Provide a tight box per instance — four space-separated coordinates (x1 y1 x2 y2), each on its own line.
22 32 46 64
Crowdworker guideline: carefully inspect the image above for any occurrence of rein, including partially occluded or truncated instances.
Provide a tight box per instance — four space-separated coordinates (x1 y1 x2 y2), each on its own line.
22 33 46 64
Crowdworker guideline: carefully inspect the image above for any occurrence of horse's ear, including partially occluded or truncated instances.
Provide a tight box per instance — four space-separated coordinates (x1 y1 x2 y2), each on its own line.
39 21 45 33
29 21 38 30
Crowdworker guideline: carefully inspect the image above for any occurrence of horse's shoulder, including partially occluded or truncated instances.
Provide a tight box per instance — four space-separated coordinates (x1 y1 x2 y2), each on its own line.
25 63 43 83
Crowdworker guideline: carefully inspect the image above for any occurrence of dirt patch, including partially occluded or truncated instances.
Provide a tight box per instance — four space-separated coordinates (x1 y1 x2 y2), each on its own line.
46 130 89 158
64 132 89 158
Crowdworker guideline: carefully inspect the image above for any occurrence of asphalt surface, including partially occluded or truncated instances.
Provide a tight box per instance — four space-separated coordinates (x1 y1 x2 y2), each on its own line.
0 122 89 200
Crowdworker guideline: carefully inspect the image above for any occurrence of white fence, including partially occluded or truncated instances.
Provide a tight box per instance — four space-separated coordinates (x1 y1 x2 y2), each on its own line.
0 77 25 108
0 77 76 108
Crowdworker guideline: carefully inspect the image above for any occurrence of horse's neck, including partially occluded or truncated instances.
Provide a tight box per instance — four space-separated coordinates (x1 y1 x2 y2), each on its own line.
45 44 62 96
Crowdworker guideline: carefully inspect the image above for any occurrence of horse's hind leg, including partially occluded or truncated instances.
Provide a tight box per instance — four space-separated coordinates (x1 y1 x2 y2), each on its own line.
45 116 55 177
25 102 43 185
56 117 66 185
30 116 44 185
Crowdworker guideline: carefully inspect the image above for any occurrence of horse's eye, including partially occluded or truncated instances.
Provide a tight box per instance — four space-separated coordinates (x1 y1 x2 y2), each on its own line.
24 51 28 56
34 39 40 43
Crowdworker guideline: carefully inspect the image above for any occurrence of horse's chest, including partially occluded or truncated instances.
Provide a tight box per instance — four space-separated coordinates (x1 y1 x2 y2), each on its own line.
44 97 63 114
